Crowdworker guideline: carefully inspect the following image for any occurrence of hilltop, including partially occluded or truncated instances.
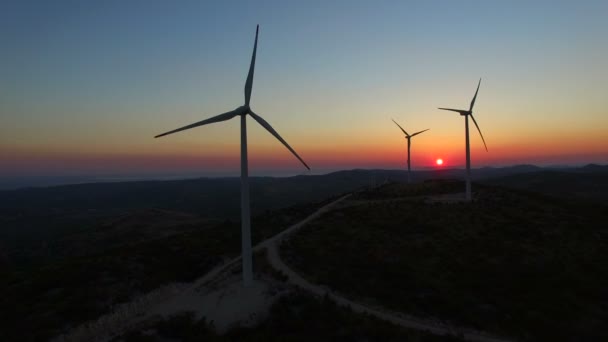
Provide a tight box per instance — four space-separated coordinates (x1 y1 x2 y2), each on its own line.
281 180 608 340
1 165 607 340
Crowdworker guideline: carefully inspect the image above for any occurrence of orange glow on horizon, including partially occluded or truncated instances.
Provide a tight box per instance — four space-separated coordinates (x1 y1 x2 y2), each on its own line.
2 128 607 176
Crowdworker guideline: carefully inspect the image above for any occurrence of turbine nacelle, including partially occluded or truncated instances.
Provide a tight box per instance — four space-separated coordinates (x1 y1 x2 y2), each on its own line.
391 119 428 185
438 78 486 201
438 78 487 152
154 25 309 170
392 119 429 139
154 25 309 287
438 108 470 116
239 105 251 115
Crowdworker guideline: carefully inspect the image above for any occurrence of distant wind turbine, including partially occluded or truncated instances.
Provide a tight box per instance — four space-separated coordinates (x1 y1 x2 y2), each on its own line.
438 78 488 201
391 119 429 184
154 25 310 286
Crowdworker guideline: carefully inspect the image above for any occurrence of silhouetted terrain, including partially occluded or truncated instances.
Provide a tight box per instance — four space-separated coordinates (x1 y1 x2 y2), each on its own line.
1 164 607 340
0 198 338 341
116 291 462 342
0 174 371 267
2 165 606 267
282 180 608 341
482 164 608 203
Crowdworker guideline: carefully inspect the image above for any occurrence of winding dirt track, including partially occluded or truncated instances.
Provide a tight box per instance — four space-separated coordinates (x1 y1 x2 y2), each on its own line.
262 194 513 342
59 193 513 342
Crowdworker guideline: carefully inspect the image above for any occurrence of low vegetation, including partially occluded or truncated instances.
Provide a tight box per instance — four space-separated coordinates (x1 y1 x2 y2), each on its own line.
283 181 608 341
2 168 607 340
0 198 335 342
483 168 608 204
114 291 463 342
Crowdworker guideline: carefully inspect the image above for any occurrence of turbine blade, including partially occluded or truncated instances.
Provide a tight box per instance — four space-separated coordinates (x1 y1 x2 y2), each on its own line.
244 25 259 106
469 78 481 111
155 107 244 138
470 114 488 152
249 111 310 170
391 119 409 136
438 107 468 115
410 128 430 137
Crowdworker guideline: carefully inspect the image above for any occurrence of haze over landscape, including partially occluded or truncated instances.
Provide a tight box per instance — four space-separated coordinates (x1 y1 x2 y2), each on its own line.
1 1 608 342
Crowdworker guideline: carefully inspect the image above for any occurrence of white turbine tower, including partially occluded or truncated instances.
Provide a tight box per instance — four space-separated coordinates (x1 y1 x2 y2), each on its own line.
438 79 488 201
155 25 310 286
391 119 429 184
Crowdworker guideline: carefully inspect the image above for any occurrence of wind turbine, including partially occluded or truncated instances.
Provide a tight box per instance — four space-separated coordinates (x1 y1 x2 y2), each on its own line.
391 119 429 184
438 78 488 201
154 25 310 286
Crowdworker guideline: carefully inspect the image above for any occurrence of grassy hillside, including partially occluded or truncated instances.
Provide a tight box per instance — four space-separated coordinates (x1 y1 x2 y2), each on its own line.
3 165 603 264
0 198 334 342
482 168 608 204
282 181 608 341
0 172 375 267
2 166 607 340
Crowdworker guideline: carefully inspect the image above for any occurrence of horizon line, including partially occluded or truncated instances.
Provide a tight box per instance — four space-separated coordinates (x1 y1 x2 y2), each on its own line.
1 162 605 191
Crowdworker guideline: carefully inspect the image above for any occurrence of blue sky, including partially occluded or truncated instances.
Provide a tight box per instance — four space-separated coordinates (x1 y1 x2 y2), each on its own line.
1 0 607 184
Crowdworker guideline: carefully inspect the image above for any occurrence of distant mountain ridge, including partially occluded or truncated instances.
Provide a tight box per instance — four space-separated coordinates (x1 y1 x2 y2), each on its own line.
2 163 606 191
481 165 608 204
1 164 607 341
3 164 605 267
1 164 606 223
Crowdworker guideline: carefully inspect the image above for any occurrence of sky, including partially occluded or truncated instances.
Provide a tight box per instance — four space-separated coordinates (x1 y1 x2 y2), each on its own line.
1 0 607 184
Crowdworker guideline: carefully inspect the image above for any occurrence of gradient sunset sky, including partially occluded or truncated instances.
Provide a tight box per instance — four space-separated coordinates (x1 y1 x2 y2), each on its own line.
1 0 607 182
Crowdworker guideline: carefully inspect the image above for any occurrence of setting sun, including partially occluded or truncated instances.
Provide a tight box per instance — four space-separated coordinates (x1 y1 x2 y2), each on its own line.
436 158 444 166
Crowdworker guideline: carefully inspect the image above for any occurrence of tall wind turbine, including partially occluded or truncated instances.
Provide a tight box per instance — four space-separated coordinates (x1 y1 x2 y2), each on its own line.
391 119 429 184
155 25 310 286
438 79 488 201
